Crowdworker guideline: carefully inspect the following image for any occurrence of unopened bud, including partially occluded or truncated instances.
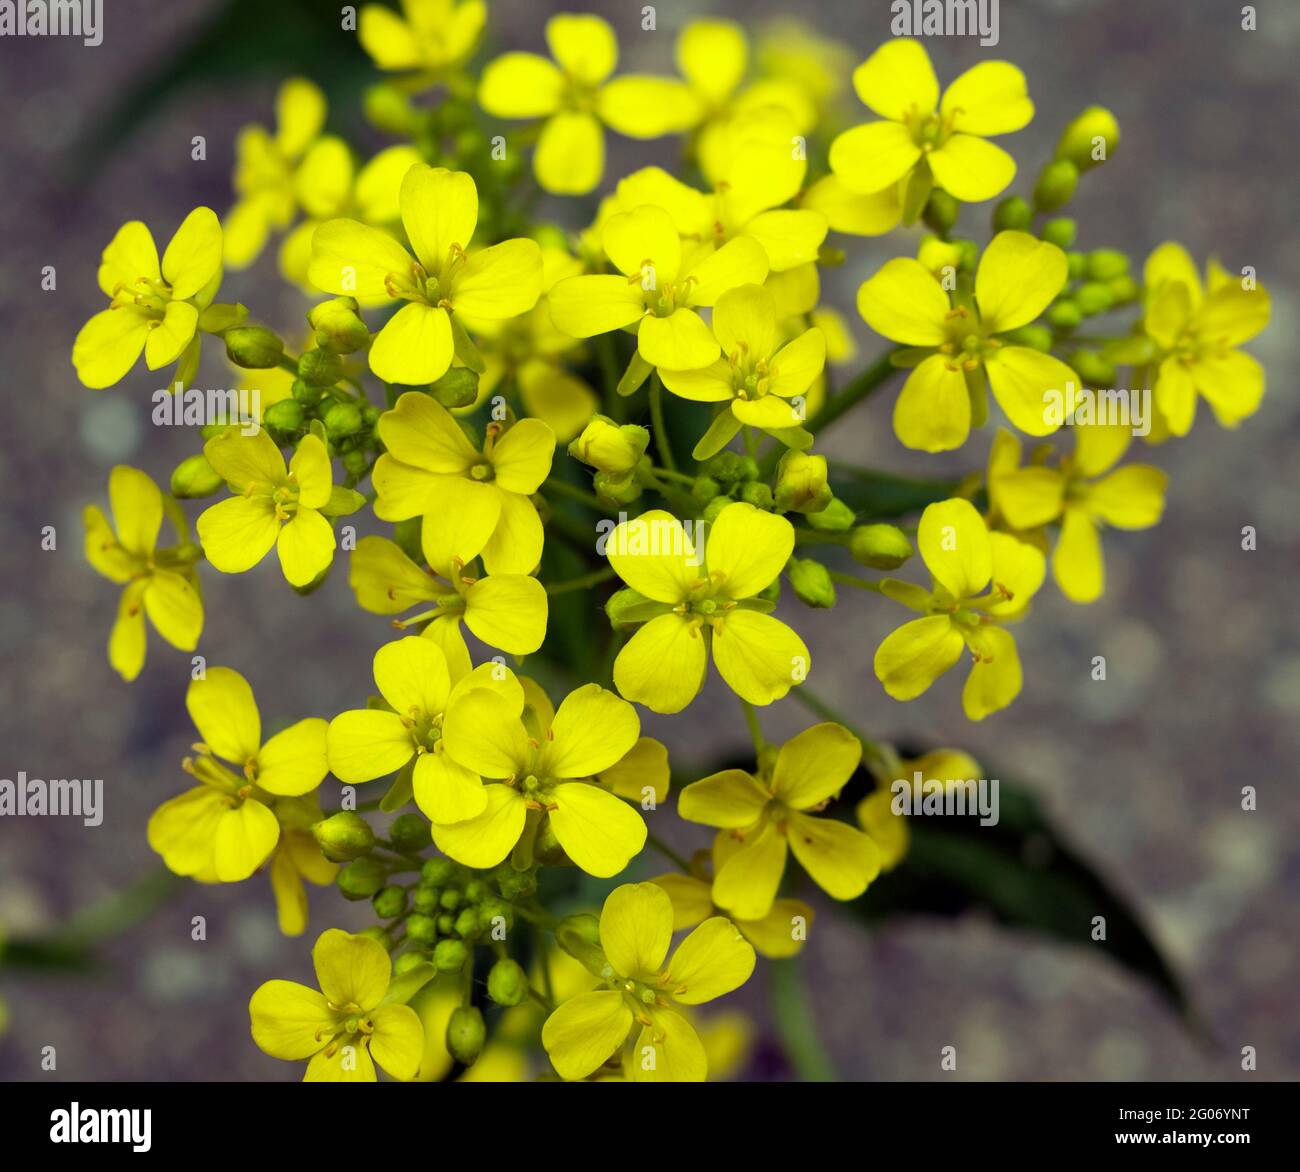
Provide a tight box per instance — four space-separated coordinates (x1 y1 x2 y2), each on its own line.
803 498 855 532
1041 218 1076 249
336 857 387 900
406 913 438 945
569 415 648 475
787 557 836 608
170 453 223 498
1033 160 1079 213
323 401 363 440
774 450 832 514
224 326 283 369
593 468 644 506
1086 249 1129 280
372 885 407 919
430 366 479 408
313 812 376 862
1055 106 1120 172
446 1006 486 1065
309 297 370 354
388 813 430 853
1075 281 1115 316
922 189 958 234
364 83 417 135
298 348 343 387
850 524 914 570
993 196 1033 232
486 958 527 1007
263 399 306 439
433 939 469 973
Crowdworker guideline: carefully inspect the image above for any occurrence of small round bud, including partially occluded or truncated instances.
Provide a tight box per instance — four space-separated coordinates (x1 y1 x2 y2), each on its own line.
342 449 367 476
1075 281 1115 316
922 189 959 234
463 880 486 903
1033 160 1079 213
850 524 914 570
291 378 323 407
263 399 306 439
170 453 223 499
437 913 455 935
1046 300 1082 330
430 367 480 408
1068 350 1116 386
336 858 387 900
993 196 1033 232
389 813 430 853
421 861 455 892
702 496 732 524
569 415 649 475
372 885 407 920
774 450 832 514
1055 106 1120 172
323 402 364 441
486 959 527 1007
1086 249 1129 280
446 1006 486 1065
439 888 462 911
691 475 721 507
412 886 440 915
298 348 344 387
605 587 655 632
706 451 745 486
309 297 370 354
737 456 760 483
740 481 774 509
394 951 431 976
557 911 600 950
496 868 536 900
803 498 856 532
479 897 512 930
1108 275 1139 304
313 812 376 862
1067 251 1087 281
454 907 480 938
364 83 417 135
593 469 644 506
224 326 283 369
787 558 836 609
406 913 438 945
1040 218 1076 249
434 939 469 973
1000 325 1053 352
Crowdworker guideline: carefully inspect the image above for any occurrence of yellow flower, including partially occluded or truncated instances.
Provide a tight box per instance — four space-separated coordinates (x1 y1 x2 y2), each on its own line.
197 429 338 588
606 503 808 713
73 207 225 389
84 466 203 681
359 0 486 75
830 38 1032 208
874 499 1045 720
855 788 909 872
223 78 327 268
148 667 328 882
653 858 815 959
477 13 699 195
659 284 825 456
434 683 649 877
348 532 547 678
679 723 880 918
268 795 339 937
542 883 754 1081
371 392 555 574
550 204 769 371
326 635 523 824
1142 242 1270 436
989 424 1167 604
309 164 543 385
250 929 424 1081
858 231 1076 451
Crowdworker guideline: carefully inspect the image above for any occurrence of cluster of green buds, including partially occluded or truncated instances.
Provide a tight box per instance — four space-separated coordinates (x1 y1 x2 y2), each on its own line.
691 450 771 519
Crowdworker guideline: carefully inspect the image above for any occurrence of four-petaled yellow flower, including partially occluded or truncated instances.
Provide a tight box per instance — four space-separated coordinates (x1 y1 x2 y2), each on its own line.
148 667 328 882
478 13 699 195
1142 242 1271 436
326 635 520 825
371 392 555 575
659 284 825 456
542 882 755 1081
858 231 1076 451
250 929 424 1081
989 424 1167 604
359 0 486 76
679 723 881 918
197 429 338 588
830 38 1032 209
84 466 203 682
606 503 809 713
309 164 542 385
73 207 225 389
874 499 1045 720
435 683 650 877
549 204 769 370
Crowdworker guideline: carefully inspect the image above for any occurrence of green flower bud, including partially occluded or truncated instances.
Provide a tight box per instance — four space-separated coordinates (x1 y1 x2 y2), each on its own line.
850 523 914 570
1046 300 1082 330
922 189 959 234
740 481 774 509
434 938 469 973
364 83 417 135
394 950 431 976
804 498 856 532
395 516 424 565
406 913 439 945
313 812 376 862
691 475 721 507
1000 325 1053 352
605 587 659 631
336 858 387 900
1075 281 1115 316
479 897 512 931
342 449 367 477
569 415 649 475
437 913 455 934
1055 106 1120 171
756 577 781 604
298 348 344 387
170 453 224 499
774 450 832 514
1041 218 1076 249
593 469 644 506
372 885 407 919
1068 350 1116 386
1108 275 1140 305
439 888 462 911
291 378 324 407
1086 249 1129 280
323 402 363 441
430 366 480 408
358 927 393 949
420 858 457 886
446 1006 486 1065
263 399 306 439
309 297 370 354
1067 251 1087 281
787 558 836 608
706 451 745 486
487 959 528 1007
412 887 440 915
453 907 480 937
737 456 760 482
993 196 1033 232
1033 160 1079 213
388 813 430 853
224 326 283 369
495 867 536 900
701 496 732 524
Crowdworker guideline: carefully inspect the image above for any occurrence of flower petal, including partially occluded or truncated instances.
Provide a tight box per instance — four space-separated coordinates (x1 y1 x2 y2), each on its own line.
829 120 922 195
162 207 223 301
534 110 605 195
852 38 938 121
276 508 335 587
856 257 950 346
413 750 487 824
543 684 640 778
430 783 527 868
442 686 531 778
600 881 674 977
976 231 1068 335
213 798 280 881
542 990 633 1081
874 615 965 701
453 238 543 318
786 811 880 900
613 614 709 714
961 624 1022 720
370 302 454 385
249 979 333 1060
928 134 1016 202
665 916 756 1004
918 498 990 599
313 928 391 1010
985 346 1076 437
478 52 565 117
606 510 697 602
549 782 647 877
771 723 861 809
367 1003 424 1081
704 501 793 599
678 769 769 829
712 610 809 706
373 635 451 718
711 820 787 920
940 61 1033 135
188 666 260 763
327 709 414 783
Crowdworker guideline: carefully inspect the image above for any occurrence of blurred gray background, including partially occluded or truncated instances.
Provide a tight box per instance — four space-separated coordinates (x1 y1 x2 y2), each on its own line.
0 0 1297 1080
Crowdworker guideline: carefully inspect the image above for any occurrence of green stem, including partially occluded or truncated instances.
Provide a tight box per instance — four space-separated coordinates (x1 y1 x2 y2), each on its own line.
828 570 884 593
547 566 617 596
543 477 606 512
649 373 677 474
769 959 838 1082
807 348 901 435
740 699 765 754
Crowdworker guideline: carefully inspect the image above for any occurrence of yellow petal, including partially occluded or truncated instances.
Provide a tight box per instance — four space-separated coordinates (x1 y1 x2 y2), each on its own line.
1053 505 1104 603
614 614 708 714
368 1003 425 1081
249 979 333 1059
517 360 599 441
453 238 543 318
542 990 633 1080
108 583 147 682
711 820 787 920
143 570 203 652
72 307 150 389
770 722 861 809
401 164 478 272
665 916 756 1004
961 624 1022 720
196 495 281 573
479 51 565 116
677 19 746 104
829 120 922 195
549 782 647 877
288 434 333 509
801 175 902 237
638 311 719 370
305 1043 377 1081
204 426 285 491
1085 465 1168 529
548 273 645 337
256 717 328 797
712 283 777 357
604 204 680 283
632 1009 707 1082
188 666 260 763
373 634 451 717
442 686 530 778
678 768 769 829
370 302 454 385
600 737 670 805
852 38 938 121
940 61 1033 135
147 785 226 875
993 467 1065 530
144 300 199 370
463 574 547 655
213 797 280 881
704 501 793 599
161 207 223 301
480 487 544 575
976 231 1068 335
1155 356 1197 437
597 77 702 138
712 610 809 706
327 708 414 783
685 236 769 306
658 361 734 403
985 346 1076 437
1190 350 1265 427
276 508 335 587
738 899 814 959
534 109 605 195
985 531 1046 617
275 77 326 157
413 750 487 824
857 257 950 345
918 498 990 599
786 811 880 900
379 391 479 473
928 134 1016 202
98 220 160 297
313 928 390 1009
295 136 354 219
600 882 674 977
109 465 164 555
652 873 714 931
1144 241 1202 308
430 783 527 868
743 209 828 273
541 684 640 778
84 504 134 583
490 417 555 494
606 510 696 601
874 615 964 701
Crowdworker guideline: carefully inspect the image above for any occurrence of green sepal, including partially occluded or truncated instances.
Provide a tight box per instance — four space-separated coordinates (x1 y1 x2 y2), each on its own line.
617 351 653 397
380 756 416 813
692 410 743 461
